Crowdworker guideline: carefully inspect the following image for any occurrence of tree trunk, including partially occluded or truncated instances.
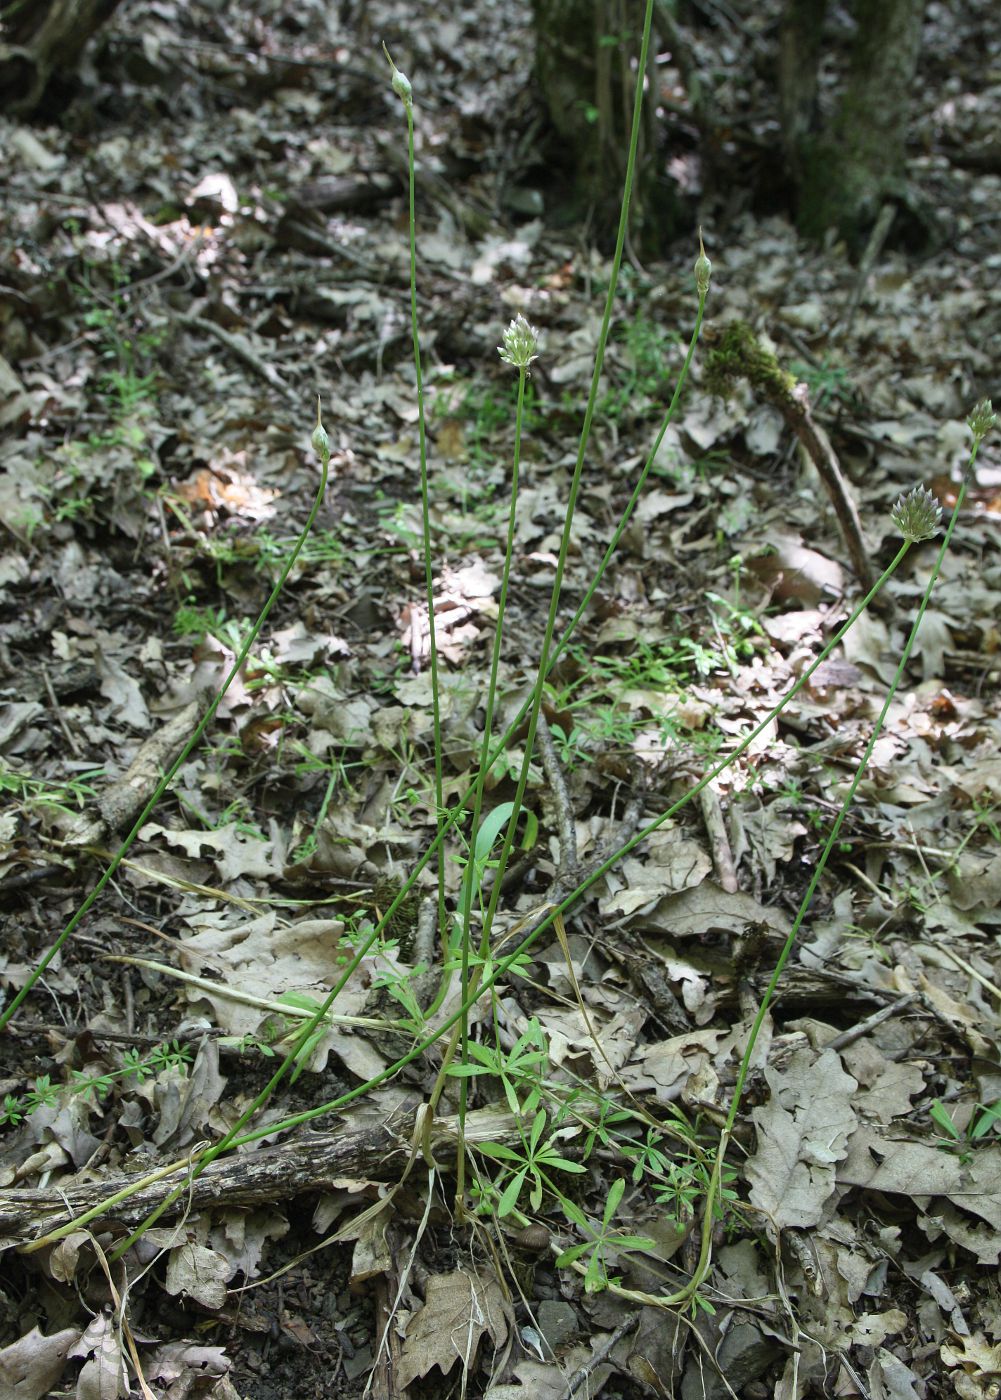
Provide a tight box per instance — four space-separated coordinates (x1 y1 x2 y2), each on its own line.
782 0 925 249
0 0 122 116
531 0 684 252
778 0 827 183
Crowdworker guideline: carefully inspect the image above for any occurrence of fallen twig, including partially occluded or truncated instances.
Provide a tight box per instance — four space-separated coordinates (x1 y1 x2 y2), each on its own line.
1 1107 518 1245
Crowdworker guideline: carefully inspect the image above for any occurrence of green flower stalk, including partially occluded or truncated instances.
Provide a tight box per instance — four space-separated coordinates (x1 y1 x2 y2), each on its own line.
470 0 660 981
452 315 536 1203
382 40 448 945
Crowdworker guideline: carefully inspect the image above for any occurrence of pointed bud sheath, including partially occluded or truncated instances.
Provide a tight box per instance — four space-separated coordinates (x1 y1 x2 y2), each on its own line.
498 313 539 371
311 397 330 462
891 484 941 543
694 229 712 298
968 398 996 444
382 42 412 109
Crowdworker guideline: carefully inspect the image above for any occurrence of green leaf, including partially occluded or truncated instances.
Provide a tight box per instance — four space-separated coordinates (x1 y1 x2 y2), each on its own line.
972 1102 1001 1139
929 1099 962 1141
539 1154 586 1174
277 991 323 1013
584 1253 604 1291
603 1177 626 1225
555 1241 592 1267
499 1167 528 1218
561 1199 588 1229
474 802 517 863
478 1142 522 1163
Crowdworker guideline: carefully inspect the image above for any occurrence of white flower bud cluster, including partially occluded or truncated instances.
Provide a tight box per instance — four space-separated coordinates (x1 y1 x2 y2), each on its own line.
498 314 539 371
968 398 996 444
890 484 941 543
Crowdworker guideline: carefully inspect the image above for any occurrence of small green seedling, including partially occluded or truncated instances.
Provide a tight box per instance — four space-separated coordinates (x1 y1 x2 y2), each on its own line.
1 1042 192 1128
930 1097 1001 1158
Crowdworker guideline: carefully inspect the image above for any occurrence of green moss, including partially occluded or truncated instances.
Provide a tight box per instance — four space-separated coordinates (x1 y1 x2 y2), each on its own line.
704 321 796 407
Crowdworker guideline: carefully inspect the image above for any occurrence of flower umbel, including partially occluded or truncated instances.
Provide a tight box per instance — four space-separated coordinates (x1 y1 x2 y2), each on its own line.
499 314 539 371
968 398 996 444
891 484 941 543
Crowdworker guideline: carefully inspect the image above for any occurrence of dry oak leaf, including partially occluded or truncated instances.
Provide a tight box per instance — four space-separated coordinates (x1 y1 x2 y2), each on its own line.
745 1047 857 1229
397 1269 511 1388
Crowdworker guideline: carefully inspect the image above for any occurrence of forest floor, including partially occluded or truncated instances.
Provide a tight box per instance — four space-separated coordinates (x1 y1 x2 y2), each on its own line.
1 1 1000 1397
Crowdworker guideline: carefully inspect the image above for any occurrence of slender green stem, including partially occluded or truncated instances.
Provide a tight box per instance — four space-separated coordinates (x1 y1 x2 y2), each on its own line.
404 100 448 948
0 435 330 1035
424 291 706 1031
544 293 706 689
477 0 657 950
240 284 707 1103
270 278 708 1064
453 363 526 1199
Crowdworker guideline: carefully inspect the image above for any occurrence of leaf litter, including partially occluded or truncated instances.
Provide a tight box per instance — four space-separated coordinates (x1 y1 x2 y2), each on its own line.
0 0 1000 1396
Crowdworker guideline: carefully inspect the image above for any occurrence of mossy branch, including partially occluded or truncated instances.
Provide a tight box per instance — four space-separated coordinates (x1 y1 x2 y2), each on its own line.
705 320 873 590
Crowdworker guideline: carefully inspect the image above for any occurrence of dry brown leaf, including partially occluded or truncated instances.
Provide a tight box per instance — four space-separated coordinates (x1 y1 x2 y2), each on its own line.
746 1047 857 1229
397 1269 511 1389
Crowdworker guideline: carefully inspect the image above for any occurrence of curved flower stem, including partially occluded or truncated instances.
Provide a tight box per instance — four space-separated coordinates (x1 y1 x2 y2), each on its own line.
0 425 330 1035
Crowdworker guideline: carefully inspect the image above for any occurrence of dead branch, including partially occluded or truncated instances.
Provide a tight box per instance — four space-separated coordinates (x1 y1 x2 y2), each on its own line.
0 1107 517 1246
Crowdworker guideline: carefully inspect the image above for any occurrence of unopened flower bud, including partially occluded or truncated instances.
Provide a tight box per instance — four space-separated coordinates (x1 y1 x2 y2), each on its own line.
498 313 539 371
694 229 712 298
891 484 941 543
311 396 330 462
382 42 412 109
968 398 996 444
